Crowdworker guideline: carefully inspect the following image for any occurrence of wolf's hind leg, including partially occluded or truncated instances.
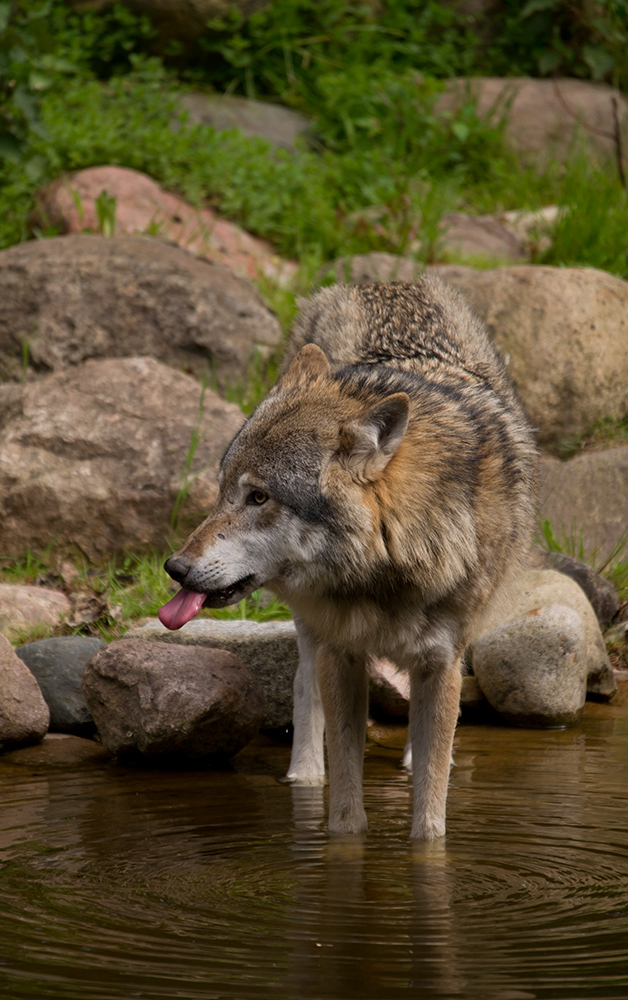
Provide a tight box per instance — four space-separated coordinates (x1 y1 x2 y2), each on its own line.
318 647 368 835
285 619 326 786
409 646 461 841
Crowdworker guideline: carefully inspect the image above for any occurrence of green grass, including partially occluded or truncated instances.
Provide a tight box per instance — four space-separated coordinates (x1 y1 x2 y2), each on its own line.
1 548 293 646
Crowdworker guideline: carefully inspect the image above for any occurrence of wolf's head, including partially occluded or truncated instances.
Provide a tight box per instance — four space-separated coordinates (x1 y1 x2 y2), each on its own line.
159 345 409 630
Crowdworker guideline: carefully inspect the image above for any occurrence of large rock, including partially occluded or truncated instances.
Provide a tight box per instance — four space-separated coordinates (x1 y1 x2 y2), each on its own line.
0 234 282 385
82 639 264 760
15 637 105 736
127 618 298 729
539 448 628 566
439 211 526 262
429 265 628 452
0 356 245 559
478 568 616 700
436 78 628 167
0 584 71 641
178 92 310 152
34 167 296 287
0 633 49 751
473 604 588 728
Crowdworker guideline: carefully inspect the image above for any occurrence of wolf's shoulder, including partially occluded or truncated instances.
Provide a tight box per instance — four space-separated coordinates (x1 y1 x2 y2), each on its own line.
284 279 498 375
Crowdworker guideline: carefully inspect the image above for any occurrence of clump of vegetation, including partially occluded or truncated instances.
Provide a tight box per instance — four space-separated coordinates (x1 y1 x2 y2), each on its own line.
1 0 627 273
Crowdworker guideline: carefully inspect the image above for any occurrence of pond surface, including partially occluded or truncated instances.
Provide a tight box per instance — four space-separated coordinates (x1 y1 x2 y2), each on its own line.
1 695 628 1000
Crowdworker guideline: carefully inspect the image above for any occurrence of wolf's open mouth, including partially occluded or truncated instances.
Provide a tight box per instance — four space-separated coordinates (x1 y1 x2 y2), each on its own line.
202 574 255 608
158 574 256 630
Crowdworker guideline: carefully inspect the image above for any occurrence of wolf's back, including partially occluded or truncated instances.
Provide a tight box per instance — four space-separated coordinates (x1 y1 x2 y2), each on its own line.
283 279 539 616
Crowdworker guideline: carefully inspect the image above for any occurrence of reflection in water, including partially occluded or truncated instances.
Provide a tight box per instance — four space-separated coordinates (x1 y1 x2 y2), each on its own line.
0 705 628 999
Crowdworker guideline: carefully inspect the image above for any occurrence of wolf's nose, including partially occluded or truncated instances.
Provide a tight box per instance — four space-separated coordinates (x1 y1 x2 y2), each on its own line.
164 554 191 583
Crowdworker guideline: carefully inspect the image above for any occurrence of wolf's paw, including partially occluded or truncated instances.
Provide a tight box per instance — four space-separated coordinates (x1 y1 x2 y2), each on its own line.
282 771 326 787
410 816 446 841
329 806 368 835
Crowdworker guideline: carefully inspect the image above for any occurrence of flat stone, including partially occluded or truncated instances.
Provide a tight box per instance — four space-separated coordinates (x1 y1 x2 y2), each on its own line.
15 637 105 736
0 633 49 751
82 639 264 760
440 211 526 262
126 618 298 730
0 584 71 641
2 732 110 768
473 604 588 728
178 92 310 151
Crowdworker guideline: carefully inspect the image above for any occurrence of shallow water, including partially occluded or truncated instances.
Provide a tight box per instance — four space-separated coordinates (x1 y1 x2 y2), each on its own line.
1 697 628 1000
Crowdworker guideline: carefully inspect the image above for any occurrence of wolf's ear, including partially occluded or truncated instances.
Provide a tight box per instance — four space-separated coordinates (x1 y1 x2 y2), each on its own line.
338 392 410 481
281 343 331 388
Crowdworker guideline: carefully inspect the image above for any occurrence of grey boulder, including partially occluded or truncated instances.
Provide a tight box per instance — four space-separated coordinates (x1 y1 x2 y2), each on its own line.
478 568 616 701
126 618 298 729
0 633 49 751
82 639 264 760
0 234 281 386
15 637 105 736
0 355 245 559
430 264 628 453
473 604 588 728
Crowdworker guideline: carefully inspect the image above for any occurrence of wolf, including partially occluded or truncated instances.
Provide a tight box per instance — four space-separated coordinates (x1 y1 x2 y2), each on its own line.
159 279 538 840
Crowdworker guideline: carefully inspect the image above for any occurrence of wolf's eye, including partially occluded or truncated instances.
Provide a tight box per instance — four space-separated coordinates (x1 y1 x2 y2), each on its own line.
247 489 268 506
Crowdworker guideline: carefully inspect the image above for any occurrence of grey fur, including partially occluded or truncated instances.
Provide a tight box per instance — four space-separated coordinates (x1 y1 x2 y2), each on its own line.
164 279 539 839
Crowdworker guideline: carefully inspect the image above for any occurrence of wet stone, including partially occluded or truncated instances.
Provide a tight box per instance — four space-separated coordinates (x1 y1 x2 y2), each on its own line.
0 633 49 751
82 638 264 761
15 636 104 737
473 604 588 728
127 619 298 729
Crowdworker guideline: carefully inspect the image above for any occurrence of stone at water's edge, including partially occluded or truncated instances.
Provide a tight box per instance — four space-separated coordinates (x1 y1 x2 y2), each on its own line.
82 639 264 760
0 634 49 751
127 619 298 730
0 234 282 386
473 605 588 728
16 637 105 737
477 568 616 701
0 356 245 559
0 584 71 642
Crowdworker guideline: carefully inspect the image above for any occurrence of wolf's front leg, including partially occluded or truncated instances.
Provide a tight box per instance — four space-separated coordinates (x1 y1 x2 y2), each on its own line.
286 619 326 785
317 646 368 835
409 652 462 841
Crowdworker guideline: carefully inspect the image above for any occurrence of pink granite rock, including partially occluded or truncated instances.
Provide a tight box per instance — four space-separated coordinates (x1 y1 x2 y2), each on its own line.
35 165 297 286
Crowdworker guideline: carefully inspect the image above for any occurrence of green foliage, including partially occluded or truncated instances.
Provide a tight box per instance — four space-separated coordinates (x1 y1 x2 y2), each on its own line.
198 0 481 99
538 151 628 278
486 0 628 90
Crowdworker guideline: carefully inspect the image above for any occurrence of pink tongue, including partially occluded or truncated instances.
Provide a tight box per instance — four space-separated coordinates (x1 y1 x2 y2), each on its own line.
158 588 206 630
